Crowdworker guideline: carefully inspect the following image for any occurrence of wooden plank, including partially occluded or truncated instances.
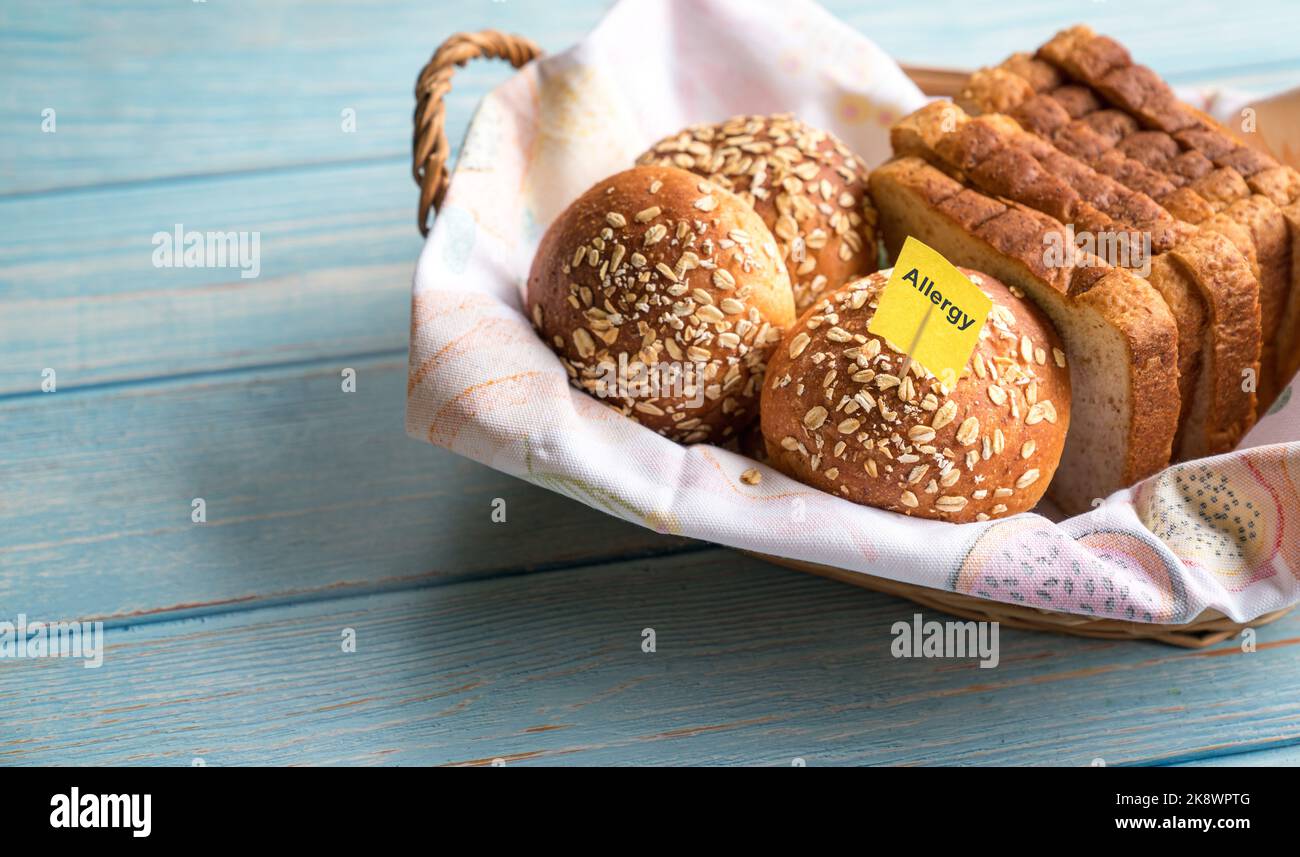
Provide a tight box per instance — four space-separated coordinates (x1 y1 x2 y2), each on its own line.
1176 742 1300 766
0 0 600 193
3 547 1299 766
831 0 1300 89
0 354 691 622
6 0 1300 770
5 4 1294 400
0 161 419 394
6 0 1297 194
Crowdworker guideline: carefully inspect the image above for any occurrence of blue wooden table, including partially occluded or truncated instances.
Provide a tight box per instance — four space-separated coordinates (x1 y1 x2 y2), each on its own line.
4 0 1300 766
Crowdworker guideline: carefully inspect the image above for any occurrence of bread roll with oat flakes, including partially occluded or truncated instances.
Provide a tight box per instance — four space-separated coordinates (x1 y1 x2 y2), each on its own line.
637 114 878 311
527 165 796 444
761 268 1070 522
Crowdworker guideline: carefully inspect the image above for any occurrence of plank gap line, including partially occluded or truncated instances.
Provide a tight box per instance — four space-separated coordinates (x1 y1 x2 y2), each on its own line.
0 347 409 403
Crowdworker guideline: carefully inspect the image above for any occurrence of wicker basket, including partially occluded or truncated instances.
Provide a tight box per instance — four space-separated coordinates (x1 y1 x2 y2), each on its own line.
411 30 1294 648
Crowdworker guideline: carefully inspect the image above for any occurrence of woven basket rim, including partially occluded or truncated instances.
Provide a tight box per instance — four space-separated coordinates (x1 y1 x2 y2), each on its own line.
747 551 1293 648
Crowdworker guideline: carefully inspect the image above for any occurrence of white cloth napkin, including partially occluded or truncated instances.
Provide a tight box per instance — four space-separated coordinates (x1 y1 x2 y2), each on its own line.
408 0 1300 624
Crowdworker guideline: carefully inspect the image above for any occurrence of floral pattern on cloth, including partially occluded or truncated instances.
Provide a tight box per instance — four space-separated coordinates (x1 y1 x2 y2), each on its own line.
406 0 1300 624
951 519 1189 623
1136 446 1300 592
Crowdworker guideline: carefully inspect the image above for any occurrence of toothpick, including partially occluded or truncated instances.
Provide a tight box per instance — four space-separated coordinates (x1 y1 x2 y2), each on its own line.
899 304 934 381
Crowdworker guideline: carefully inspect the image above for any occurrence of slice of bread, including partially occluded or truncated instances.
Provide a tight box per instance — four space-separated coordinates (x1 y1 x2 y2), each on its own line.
1255 168 1300 380
1163 232 1261 456
1279 200 1300 389
870 157 1180 513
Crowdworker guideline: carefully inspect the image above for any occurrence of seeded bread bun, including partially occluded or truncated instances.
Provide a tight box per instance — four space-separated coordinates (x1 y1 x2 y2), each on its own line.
636 114 879 311
528 165 797 444
760 267 1070 522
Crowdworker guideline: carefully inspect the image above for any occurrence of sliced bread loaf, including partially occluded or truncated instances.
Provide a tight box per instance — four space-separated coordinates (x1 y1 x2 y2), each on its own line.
959 34 1295 410
1034 25 1299 402
870 157 1180 513
890 101 1260 456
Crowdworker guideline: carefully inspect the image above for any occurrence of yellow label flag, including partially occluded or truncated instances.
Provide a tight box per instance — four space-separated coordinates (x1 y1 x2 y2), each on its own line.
867 237 992 388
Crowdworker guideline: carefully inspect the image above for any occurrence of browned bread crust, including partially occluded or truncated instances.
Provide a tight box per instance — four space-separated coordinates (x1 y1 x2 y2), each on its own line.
761 268 1070 522
1221 196 1289 392
526 165 795 444
1145 254 1206 421
1075 270 1182 485
961 59 1258 240
960 30 1294 413
637 114 878 311
893 101 1192 252
996 86 1278 370
1166 232 1262 454
1249 166 1300 208
1032 25 1299 403
1280 200 1300 387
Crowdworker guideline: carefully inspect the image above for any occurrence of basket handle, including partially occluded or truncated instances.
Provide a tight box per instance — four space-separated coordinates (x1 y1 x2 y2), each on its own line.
413 30 543 235
411 32 959 235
